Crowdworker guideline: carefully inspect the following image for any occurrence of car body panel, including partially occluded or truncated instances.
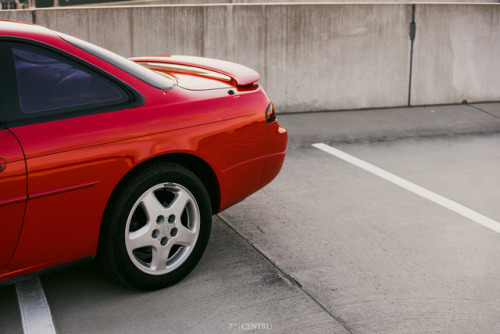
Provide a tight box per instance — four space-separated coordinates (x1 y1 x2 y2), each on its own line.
0 130 27 271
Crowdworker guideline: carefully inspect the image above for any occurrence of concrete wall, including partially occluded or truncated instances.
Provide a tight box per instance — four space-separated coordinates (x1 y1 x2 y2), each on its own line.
78 0 500 5
1 4 499 113
412 5 500 106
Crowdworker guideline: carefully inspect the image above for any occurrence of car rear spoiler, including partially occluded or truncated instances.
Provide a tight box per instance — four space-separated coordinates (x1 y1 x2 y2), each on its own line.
130 55 260 87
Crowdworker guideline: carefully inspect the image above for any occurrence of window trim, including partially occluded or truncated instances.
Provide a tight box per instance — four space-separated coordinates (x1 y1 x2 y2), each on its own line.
13 45 130 115
0 37 145 128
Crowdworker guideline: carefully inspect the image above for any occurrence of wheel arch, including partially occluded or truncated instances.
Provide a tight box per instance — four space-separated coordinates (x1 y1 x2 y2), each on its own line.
97 153 220 255
113 153 219 214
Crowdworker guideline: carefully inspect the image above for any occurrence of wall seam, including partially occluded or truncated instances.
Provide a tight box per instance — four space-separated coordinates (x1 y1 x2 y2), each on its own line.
408 4 416 107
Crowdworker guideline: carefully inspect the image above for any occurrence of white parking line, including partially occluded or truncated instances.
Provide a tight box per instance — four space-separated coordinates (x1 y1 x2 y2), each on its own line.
312 142 500 234
16 278 56 334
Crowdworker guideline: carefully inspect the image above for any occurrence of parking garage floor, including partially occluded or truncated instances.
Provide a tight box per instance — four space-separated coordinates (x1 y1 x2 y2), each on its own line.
2 102 500 333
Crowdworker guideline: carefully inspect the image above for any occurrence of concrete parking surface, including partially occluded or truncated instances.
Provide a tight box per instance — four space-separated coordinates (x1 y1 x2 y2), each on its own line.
1 103 500 333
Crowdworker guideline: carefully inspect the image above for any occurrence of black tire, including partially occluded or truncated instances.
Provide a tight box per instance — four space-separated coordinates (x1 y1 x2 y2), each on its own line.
100 162 212 290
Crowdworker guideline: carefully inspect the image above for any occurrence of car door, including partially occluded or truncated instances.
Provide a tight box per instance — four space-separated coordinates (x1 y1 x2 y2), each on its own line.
0 39 141 276
0 128 27 272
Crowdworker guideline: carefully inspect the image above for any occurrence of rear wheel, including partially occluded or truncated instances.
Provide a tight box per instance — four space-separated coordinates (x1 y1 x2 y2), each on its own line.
100 163 212 290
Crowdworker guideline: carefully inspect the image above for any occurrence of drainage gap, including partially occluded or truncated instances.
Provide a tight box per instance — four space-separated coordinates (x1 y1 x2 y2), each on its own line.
217 214 354 333
408 4 416 107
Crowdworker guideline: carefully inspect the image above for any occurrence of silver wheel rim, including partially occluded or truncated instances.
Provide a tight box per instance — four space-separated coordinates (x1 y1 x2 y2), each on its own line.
125 183 200 275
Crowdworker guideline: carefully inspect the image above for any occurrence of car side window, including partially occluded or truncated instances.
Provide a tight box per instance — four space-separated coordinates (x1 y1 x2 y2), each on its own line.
13 47 127 114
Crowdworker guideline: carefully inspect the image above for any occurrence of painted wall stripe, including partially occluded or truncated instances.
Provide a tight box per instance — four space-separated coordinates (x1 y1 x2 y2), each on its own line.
16 278 56 334
312 143 500 234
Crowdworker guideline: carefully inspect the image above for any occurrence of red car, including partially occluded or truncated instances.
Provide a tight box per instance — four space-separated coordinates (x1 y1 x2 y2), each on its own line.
0 21 287 290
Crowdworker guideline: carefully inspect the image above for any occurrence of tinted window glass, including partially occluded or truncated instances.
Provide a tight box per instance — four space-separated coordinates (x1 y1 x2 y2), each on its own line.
13 47 126 114
59 33 175 90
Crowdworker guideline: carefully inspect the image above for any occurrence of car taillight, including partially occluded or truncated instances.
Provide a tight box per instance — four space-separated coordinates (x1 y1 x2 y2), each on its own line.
266 103 277 123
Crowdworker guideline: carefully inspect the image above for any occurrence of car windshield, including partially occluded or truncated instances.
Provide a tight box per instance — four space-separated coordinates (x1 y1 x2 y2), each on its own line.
59 33 175 90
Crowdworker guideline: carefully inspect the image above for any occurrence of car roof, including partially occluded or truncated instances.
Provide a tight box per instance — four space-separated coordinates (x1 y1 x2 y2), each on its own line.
0 20 56 39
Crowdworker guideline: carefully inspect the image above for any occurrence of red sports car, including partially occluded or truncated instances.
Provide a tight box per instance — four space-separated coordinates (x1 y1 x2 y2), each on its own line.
0 21 287 290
